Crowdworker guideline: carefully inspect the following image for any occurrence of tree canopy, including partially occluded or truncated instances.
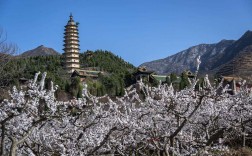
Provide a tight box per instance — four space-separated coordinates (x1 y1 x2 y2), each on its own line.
0 50 136 100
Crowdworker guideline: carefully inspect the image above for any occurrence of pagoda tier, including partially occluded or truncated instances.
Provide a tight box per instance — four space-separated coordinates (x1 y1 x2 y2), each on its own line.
63 51 80 54
65 64 80 68
63 47 80 51
64 38 79 41
64 37 79 39
64 35 79 39
63 44 80 47
64 31 79 34
66 59 79 64
64 33 79 36
64 54 79 58
63 14 80 73
64 25 78 28
63 41 79 44
64 27 78 31
64 31 78 33
65 60 79 64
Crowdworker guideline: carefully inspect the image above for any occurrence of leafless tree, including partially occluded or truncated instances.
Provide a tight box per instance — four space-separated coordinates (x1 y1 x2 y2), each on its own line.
0 28 18 88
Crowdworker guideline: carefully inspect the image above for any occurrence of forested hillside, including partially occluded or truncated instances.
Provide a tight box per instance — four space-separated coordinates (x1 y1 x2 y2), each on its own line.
80 50 135 75
79 50 136 97
1 55 66 89
0 50 136 100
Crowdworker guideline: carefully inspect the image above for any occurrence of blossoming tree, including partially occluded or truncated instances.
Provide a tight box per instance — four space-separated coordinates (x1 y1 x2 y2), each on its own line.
1 57 252 155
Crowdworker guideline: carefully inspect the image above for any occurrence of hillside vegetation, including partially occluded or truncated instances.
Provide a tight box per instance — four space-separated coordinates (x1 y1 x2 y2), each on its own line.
80 50 135 74
79 50 136 96
0 50 136 100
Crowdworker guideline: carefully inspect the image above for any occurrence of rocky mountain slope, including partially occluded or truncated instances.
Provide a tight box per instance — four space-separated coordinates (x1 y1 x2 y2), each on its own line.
216 45 252 80
20 45 59 57
141 31 252 79
140 40 234 74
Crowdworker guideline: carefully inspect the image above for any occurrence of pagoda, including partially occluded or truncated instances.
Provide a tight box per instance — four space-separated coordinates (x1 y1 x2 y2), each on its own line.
63 13 80 73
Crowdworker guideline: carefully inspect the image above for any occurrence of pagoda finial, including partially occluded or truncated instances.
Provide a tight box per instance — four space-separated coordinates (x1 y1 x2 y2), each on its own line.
70 13 73 20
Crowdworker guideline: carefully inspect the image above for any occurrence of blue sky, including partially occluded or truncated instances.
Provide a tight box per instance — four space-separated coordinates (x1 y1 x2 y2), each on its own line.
1 0 252 66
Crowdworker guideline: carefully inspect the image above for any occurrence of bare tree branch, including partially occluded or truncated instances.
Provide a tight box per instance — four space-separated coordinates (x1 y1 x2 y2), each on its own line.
0 28 18 88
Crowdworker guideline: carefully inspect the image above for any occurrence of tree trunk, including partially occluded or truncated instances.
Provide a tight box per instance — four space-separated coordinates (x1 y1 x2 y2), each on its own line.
1 125 5 155
9 139 17 156
170 138 174 156
165 143 170 156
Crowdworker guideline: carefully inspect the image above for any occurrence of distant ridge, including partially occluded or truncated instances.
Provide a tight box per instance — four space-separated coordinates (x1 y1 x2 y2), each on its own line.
140 40 234 75
20 45 59 57
140 30 252 81
216 31 252 79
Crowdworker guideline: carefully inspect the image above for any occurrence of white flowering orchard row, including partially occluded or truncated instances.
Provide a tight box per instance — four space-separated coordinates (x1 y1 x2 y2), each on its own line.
1 58 252 155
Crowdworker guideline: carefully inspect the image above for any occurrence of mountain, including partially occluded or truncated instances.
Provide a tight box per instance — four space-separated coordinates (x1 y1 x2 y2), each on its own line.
20 45 59 57
214 31 252 69
141 31 252 80
140 40 234 74
216 31 252 79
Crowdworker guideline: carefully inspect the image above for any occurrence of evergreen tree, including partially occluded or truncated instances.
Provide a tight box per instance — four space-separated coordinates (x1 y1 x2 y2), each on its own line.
179 72 189 90
69 77 81 98
170 73 177 83
166 75 171 85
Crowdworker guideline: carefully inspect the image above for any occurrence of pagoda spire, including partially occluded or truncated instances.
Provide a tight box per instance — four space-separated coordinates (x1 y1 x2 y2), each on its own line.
63 14 80 73
70 13 73 20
